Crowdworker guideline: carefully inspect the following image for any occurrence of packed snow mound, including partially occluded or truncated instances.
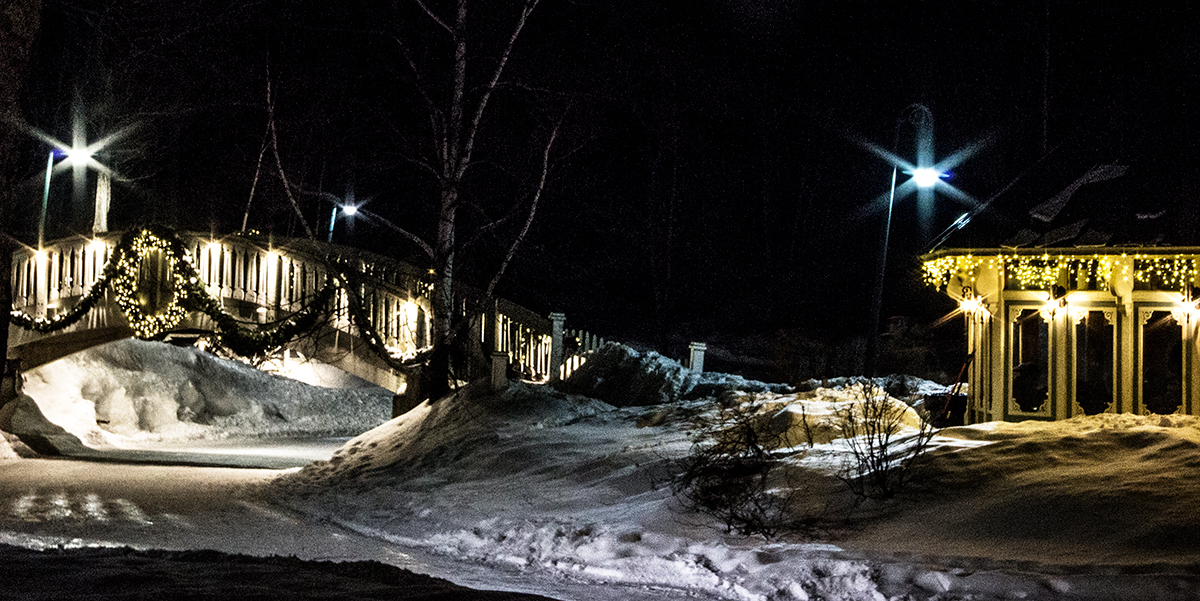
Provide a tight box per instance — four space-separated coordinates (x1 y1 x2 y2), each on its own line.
844 411 1200 568
0 432 20 460
20 339 392 448
745 384 925 448
281 379 616 487
556 342 791 406
274 378 964 600
556 342 697 406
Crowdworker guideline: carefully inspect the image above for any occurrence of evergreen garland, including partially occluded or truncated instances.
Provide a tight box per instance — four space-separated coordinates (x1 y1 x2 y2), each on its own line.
9 226 341 358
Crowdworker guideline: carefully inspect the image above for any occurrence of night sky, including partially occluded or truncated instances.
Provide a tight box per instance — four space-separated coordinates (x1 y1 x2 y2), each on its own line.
10 1 1196 359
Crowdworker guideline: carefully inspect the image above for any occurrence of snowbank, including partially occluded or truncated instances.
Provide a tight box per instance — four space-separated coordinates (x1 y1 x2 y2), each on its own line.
556 342 790 406
18 339 393 449
16 335 1200 600
272 356 966 600
0 432 20 460
271 343 1200 600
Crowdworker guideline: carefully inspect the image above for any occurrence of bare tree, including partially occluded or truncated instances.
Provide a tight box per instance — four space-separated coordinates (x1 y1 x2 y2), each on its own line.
384 0 563 400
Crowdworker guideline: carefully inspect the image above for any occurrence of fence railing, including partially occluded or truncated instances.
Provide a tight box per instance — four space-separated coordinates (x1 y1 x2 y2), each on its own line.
9 231 630 387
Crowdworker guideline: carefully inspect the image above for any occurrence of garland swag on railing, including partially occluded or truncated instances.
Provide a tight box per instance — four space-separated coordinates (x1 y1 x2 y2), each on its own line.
335 260 424 373
9 226 338 358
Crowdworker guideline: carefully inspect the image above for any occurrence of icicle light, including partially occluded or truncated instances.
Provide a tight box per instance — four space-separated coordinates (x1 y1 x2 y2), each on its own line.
923 252 1200 294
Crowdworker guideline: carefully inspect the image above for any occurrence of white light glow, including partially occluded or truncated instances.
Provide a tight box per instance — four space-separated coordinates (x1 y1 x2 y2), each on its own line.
64 145 93 165
912 168 941 189
342 205 358 216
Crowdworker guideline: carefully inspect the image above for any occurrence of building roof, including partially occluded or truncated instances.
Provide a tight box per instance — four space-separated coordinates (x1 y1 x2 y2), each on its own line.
934 108 1199 253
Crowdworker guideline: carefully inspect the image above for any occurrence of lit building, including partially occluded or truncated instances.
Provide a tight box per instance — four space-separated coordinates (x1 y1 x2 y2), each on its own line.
922 114 1200 422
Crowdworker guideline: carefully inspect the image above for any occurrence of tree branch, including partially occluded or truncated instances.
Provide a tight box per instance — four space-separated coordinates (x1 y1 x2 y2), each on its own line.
486 104 565 298
265 73 315 241
412 0 454 36
359 208 436 261
455 0 540 183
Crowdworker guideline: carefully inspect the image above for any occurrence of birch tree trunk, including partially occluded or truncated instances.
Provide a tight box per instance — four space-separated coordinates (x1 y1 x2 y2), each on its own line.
421 0 540 401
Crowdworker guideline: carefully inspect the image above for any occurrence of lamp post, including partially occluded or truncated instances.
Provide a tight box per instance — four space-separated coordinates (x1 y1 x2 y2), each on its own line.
865 104 937 377
38 150 56 250
327 204 359 242
38 144 96 249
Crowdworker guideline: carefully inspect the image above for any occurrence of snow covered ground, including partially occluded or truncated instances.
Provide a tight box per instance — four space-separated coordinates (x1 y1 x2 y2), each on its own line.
5 339 1200 600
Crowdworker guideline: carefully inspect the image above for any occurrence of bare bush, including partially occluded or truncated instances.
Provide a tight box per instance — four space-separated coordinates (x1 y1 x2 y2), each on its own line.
837 380 936 499
671 392 809 537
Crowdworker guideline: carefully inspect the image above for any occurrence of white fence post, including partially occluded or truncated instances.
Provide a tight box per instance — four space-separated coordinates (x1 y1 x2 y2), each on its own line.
688 342 707 374
491 351 509 391
549 312 566 382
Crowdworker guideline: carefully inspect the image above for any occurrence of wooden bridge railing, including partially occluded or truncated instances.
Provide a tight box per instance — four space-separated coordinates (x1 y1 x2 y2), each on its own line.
9 231 621 387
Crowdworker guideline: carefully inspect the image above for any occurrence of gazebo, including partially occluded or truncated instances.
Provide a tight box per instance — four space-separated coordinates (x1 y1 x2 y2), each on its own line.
921 115 1199 422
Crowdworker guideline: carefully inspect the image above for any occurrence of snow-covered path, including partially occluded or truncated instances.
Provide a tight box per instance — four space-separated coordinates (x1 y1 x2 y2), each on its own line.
0 459 409 563
0 458 706 600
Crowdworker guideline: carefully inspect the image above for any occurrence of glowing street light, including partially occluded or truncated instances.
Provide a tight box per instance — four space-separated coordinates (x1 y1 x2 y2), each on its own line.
34 120 116 248
911 167 943 189
866 104 936 377
328 204 360 242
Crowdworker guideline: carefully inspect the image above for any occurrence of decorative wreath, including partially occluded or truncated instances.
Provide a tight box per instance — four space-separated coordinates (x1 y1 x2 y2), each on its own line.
109 229 193 339
10 226 344 358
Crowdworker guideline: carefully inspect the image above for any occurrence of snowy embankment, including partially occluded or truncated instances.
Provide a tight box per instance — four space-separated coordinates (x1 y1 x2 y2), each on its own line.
266 342 1200 600
3 339 392 455
8 340 1200 599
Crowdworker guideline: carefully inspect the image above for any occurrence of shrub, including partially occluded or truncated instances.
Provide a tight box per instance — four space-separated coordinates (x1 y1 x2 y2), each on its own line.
836 380 936 499
671 392 809 537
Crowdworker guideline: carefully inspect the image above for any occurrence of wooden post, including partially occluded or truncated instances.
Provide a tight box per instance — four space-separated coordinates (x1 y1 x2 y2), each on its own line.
549 312 566 382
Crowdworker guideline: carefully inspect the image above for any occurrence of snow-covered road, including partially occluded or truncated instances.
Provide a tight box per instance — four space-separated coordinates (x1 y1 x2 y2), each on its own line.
0 458 699 600
0 458 411 563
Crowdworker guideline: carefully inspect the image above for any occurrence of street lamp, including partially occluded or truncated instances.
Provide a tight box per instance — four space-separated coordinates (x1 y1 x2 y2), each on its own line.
865 104 940 377
38 147 94 249
36 133 109 248
327 204 359 242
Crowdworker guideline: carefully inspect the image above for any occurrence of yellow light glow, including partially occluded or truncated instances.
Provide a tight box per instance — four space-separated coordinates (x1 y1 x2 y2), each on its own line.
959 296 985 315
924 251 1200 293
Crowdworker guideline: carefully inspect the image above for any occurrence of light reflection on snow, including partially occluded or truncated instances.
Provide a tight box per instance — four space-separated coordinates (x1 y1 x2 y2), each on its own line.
82 493 110 522
4 492 152 525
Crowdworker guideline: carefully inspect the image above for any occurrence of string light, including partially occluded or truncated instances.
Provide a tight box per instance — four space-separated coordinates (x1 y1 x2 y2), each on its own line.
111 229 192 338
11 226 343 356
923 252 1199 294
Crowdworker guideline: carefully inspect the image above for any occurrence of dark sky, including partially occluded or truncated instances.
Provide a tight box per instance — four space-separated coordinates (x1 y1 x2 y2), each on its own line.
12 0 1197 350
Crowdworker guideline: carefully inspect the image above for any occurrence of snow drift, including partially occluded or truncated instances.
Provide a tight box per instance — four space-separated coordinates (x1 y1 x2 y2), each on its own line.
274 343 1200 600
16 339 393 449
